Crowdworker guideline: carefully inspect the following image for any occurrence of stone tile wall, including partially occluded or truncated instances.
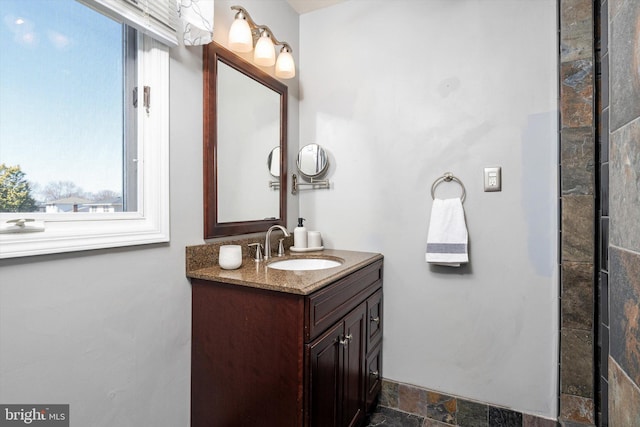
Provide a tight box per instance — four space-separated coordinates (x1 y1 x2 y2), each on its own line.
596 1 610 424
583 0 640 424
603 0 640 426
559 0 596 424
607 0 640 422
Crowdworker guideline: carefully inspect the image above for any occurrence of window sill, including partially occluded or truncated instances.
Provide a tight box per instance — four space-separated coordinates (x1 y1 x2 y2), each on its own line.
0 213 169 259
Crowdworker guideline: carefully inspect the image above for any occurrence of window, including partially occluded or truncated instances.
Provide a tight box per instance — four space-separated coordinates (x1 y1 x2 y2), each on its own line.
0 0 171 258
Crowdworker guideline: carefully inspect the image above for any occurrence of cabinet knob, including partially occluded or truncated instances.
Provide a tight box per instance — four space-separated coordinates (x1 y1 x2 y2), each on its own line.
338 334 352 347
370 316 380 324
369 370 379 378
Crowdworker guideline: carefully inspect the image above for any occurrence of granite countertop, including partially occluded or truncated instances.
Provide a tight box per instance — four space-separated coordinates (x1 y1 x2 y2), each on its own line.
186 247 383 295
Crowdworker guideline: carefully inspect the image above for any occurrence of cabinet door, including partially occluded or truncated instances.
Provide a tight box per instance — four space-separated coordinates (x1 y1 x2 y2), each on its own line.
308 303 367 427
342 303 367 427
308 322 343 427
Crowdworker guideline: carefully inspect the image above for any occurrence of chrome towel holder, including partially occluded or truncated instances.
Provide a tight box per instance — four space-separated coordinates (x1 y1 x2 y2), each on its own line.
431 172 466 203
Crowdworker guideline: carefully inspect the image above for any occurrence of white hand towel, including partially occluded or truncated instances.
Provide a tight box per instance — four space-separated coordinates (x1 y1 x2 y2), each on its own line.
425 198 469 267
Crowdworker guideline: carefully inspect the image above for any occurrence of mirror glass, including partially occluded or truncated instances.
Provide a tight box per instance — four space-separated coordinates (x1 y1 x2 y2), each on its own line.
203 43 287 238
297 143 329 178
216 62 280 222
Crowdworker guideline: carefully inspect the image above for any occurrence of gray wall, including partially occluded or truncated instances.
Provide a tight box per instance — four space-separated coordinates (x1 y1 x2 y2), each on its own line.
0 47 202 426
298 0 558 418
0 2 299 426
0 0 570 423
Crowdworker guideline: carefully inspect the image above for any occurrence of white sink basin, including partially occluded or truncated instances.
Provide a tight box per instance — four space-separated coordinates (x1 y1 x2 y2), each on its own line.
267 258 343 271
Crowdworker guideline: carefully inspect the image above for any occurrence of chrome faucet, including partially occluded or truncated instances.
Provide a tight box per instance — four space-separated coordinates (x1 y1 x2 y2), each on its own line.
264 225 290 260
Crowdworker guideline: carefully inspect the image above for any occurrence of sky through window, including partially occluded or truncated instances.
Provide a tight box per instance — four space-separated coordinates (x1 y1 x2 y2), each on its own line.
1 0 124 202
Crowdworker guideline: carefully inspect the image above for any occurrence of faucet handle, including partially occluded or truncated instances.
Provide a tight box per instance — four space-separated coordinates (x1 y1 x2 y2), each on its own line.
248 243 263 261
277 238 285 257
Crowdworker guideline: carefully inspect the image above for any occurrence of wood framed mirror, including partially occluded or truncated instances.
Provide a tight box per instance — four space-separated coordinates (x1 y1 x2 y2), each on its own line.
203 42 287 238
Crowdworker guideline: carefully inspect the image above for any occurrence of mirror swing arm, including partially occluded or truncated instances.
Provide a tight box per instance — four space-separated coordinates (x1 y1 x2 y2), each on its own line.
291 174 330 195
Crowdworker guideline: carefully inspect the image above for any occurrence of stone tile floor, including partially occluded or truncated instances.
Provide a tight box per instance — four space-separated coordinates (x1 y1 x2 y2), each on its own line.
365 406 427 426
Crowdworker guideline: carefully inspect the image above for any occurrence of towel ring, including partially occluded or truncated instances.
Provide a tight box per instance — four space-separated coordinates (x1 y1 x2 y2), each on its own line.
431 172 466 203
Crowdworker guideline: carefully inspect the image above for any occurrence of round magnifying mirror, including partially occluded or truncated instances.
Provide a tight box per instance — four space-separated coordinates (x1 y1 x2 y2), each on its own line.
297 143 329 178
267 146 280 177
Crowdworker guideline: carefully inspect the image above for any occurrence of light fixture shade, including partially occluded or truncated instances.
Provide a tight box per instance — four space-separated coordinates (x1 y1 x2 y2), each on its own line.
228 18 253 52
253 33 275 66
275 49 295 79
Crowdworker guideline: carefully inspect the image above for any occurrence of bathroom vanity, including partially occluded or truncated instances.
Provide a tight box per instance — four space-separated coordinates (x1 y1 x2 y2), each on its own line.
186 248 383 427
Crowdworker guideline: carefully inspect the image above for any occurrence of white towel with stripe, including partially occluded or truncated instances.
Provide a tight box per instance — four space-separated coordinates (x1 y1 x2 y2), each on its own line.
425 198 469 267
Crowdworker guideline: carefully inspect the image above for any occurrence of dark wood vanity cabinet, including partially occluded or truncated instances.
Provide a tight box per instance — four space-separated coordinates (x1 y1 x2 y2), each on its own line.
191 259 383 427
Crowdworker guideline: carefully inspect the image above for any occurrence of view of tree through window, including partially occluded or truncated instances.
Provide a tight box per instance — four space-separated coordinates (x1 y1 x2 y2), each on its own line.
0 0 132 214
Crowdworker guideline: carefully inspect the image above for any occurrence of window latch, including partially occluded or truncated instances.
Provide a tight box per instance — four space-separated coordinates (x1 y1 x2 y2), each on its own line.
0 219 45 234
143 86 150 113
133 86 150 113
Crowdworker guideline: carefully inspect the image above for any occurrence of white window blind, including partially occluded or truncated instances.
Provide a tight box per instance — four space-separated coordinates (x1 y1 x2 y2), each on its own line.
77 0 178 47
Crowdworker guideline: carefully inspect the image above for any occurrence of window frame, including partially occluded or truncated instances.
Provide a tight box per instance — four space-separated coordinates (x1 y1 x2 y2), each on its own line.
0 31 170 259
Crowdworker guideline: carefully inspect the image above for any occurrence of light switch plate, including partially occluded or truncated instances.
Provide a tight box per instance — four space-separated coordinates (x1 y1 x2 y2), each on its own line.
484 167 502 192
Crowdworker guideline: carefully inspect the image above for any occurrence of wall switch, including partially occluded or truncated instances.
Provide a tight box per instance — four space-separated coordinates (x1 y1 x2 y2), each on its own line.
484 167 502 192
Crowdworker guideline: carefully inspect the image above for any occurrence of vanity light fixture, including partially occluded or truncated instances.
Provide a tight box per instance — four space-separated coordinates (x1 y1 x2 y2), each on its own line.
254 30 276 66
228 9 253 52
275 46 295 79
228 5 296 79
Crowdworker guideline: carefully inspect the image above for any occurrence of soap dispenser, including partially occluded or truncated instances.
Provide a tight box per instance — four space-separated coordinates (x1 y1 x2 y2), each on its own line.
294 217 307 249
